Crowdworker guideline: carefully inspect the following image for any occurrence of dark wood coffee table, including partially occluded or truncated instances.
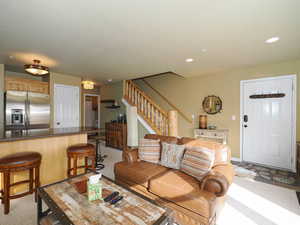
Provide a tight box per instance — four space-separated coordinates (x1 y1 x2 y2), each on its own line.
37 173 172 225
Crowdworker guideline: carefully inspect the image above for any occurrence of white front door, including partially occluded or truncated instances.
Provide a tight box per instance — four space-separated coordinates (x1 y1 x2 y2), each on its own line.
241 75 296 171
54 84 80 128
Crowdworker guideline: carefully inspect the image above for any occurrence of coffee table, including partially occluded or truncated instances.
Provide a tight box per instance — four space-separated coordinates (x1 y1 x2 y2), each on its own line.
37 173 173 225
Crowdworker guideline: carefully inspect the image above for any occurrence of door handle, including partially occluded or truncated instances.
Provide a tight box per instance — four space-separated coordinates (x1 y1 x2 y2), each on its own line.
244 125 248 128
243 115 248 122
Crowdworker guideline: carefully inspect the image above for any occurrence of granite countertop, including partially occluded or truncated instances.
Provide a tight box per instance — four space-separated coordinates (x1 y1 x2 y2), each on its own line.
0 127 100 143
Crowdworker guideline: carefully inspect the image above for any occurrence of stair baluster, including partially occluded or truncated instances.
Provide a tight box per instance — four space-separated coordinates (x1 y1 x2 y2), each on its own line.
123 80 170 135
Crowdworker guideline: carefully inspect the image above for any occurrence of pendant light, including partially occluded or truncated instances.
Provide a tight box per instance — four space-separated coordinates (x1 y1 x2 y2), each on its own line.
24 59 49 76
82 80 95 89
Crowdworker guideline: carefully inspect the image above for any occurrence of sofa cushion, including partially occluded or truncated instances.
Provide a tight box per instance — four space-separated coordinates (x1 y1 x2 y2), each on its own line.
114 161 169 188
181 146 215 181
179 138 231 167
160 142 185 169
148 170 216 218
144 134 179 144
138 138 161 164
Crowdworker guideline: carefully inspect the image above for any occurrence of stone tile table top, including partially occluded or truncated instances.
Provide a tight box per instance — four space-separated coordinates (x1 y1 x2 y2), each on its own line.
37 173 170 225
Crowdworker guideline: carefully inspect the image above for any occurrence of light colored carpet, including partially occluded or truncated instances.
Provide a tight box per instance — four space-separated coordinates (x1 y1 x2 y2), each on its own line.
97 142 122 180
1 144 299 225
217 176 300 225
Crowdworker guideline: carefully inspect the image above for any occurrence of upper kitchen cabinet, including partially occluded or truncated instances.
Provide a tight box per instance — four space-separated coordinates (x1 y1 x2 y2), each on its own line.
5 76 49 94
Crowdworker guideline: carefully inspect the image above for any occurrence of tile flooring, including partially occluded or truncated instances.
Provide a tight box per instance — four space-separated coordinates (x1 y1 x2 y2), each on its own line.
232 161 300 190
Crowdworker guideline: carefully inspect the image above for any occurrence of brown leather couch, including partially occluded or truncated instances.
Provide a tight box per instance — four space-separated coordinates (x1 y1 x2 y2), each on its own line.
114 134 235 225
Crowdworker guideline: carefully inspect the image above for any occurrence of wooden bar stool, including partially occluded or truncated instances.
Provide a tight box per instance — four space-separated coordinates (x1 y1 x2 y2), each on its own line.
67 143 96 178
0 152 41 214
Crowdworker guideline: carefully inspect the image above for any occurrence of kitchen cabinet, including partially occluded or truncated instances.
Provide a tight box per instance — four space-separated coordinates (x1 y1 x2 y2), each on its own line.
5 76 49 94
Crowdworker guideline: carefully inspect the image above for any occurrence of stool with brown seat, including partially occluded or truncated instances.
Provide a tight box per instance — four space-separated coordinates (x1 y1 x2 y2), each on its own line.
0 152 41 214
67 143 96 178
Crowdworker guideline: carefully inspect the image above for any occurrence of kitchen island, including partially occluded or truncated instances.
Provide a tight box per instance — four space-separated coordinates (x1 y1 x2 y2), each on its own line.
0 127 99 193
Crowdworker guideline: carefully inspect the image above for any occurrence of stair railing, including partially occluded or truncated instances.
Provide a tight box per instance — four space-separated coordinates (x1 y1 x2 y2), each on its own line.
123 80 169 135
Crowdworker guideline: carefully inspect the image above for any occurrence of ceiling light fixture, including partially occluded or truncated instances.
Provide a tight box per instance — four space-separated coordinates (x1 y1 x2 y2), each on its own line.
82 80 95 90
265 37 280 44
107 79 112 82
24 59 49 76
201 49 207 52
185 58 194 63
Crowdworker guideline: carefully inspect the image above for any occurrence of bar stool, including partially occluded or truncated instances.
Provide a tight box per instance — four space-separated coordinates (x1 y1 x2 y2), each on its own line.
88 136 106 170
67 143 96 178
0 152 41 214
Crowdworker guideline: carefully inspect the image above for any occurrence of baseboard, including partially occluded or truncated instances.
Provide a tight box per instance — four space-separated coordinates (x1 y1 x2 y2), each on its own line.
231 157 241 162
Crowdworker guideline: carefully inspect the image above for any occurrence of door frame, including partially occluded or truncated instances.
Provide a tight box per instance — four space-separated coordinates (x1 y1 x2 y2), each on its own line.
83 93 100 128
53 83 80 128
240 74 297 172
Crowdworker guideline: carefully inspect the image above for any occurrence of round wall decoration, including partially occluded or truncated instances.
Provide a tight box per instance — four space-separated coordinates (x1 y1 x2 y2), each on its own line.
202 95 222 114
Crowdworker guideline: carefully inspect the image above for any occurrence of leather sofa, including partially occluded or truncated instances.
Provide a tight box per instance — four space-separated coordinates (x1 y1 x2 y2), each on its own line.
114 134 235 225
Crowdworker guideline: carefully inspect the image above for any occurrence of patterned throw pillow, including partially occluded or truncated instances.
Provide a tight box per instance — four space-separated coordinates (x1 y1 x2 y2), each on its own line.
138 138 161 164
180 146 215 181
160 142 185 169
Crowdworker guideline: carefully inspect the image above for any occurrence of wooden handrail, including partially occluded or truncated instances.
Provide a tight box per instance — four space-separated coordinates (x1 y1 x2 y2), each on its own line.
124 80 168 117
123 80 169 135
141 79 193 124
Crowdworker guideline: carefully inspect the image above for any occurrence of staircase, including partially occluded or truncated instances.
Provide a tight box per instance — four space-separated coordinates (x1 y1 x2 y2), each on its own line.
123 80 171 135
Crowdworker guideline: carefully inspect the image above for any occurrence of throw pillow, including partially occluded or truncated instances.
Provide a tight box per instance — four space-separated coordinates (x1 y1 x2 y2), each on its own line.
160 142 185 169
180 146 215 181
138 138 161 164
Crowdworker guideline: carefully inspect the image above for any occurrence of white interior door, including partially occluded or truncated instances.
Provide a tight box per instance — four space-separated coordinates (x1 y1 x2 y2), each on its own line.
54 84 80 128
241 75 296 171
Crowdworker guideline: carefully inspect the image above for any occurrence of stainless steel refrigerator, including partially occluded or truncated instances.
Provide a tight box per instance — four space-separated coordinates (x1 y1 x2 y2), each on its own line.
5 91 50 130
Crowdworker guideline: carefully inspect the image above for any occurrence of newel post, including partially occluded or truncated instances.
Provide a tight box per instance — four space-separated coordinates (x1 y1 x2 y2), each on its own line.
168 110 178 137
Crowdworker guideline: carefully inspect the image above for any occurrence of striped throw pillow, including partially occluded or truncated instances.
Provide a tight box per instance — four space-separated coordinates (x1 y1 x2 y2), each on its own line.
180 146 215 181
160 142 185 169
138 138 161 164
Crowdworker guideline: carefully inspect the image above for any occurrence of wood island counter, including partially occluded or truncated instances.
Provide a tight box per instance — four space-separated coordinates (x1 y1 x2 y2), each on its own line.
0 127 99 193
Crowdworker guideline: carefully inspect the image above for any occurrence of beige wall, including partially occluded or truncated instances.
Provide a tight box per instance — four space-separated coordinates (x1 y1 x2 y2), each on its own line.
100 81 126 128
50 72 82 128
136 59 300 158
100 81 151 139
0 64 4 131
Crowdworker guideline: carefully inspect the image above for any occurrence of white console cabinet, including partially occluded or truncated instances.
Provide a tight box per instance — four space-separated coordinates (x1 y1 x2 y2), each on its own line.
194 129 228 144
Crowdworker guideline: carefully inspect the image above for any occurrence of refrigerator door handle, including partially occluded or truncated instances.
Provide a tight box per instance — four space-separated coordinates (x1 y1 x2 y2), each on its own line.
24 99 27 127
25 98 29 127
27 99 30 127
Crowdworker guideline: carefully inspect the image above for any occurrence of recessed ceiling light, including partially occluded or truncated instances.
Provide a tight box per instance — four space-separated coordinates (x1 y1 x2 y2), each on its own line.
265 37 280 44
201 49 207 52
185 58 194 63
9 55 14 59
107 79 112 82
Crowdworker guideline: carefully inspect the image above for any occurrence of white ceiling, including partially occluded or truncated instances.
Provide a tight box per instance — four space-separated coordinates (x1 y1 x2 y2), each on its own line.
0 0 300 82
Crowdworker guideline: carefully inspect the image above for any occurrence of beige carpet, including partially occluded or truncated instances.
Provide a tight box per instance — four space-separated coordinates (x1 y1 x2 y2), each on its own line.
217 176 300 225
1 144 299 225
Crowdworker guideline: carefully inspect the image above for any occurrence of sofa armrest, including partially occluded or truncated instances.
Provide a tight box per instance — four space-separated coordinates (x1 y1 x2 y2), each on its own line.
122 147 139 163
200 164 235 197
